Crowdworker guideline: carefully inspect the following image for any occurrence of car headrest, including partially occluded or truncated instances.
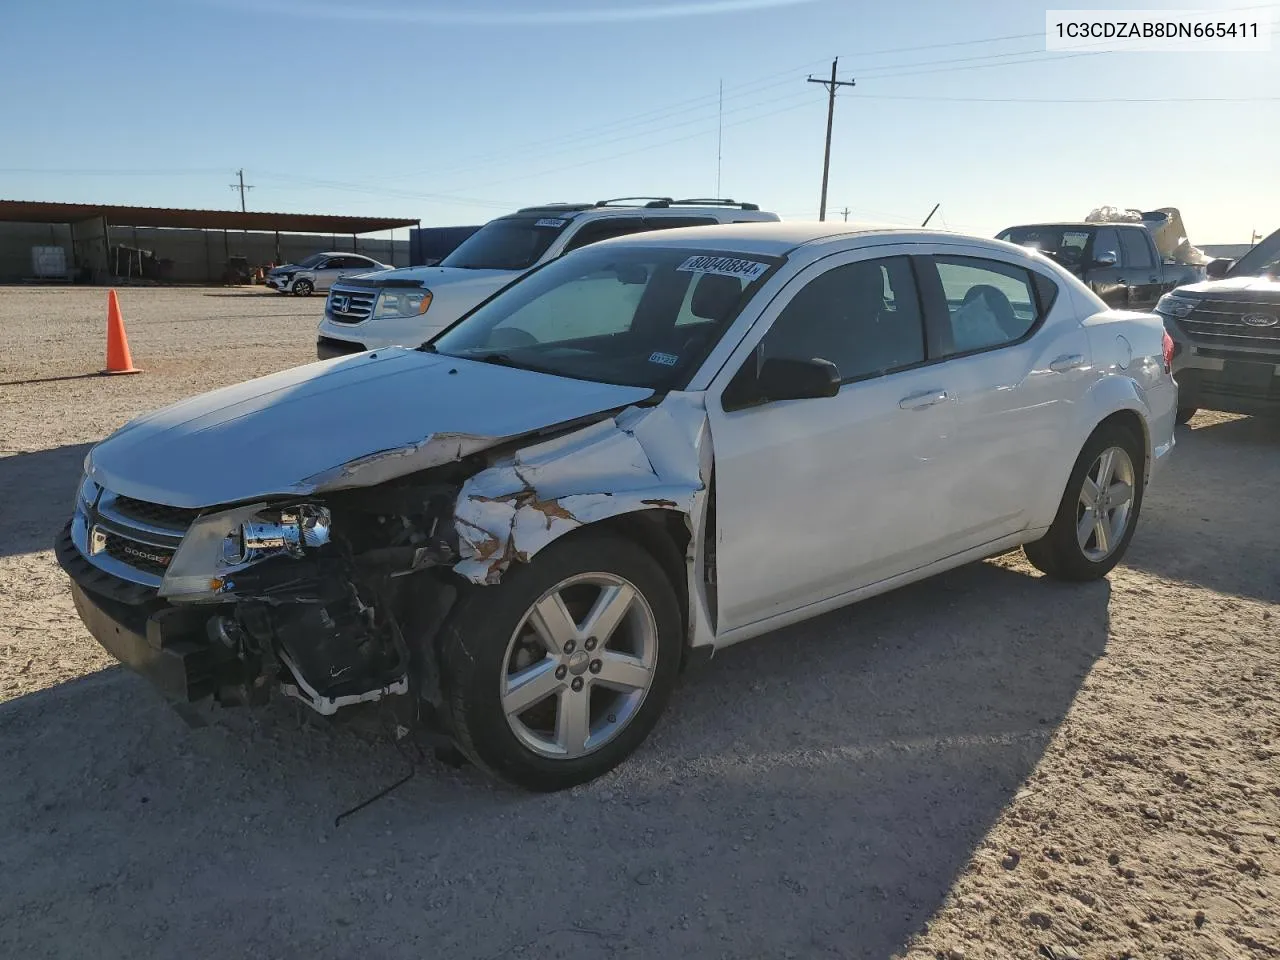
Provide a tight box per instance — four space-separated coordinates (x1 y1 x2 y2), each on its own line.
690 273 743 321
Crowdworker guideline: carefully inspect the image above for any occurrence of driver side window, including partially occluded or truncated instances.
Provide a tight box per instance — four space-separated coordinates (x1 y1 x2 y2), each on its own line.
758 256 926 382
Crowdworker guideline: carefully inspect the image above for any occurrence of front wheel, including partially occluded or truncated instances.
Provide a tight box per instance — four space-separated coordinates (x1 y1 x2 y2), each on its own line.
439 532 682 791
1023 423 1145 581
1176 406 1197 425
292 278 314 296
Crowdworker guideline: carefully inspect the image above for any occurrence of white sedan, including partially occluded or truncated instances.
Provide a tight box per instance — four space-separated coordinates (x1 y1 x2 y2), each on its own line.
264 252 390 296
59 222 1177 791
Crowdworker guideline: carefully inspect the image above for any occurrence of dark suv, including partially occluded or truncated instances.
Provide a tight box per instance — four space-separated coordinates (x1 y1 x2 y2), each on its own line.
1157 227 1280 422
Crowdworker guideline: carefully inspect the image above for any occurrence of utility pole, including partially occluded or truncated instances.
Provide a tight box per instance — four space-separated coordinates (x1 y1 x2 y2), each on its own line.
840 207 850 222
807 58 855 222
229 169 255 212
715 78 724 198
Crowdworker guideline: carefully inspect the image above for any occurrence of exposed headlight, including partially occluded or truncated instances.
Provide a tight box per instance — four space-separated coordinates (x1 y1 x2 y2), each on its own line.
1155 294 1200 319
373 288 432 319
160 502 331 602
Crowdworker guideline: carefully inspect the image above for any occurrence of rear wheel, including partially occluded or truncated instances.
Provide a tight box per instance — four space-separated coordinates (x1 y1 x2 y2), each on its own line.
1176 406 1197 425
439 533 681 791
1023 423 1145 581
292 278 314 296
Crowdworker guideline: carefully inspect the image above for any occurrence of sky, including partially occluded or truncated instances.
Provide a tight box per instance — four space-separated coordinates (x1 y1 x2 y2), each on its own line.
1 0 1276 242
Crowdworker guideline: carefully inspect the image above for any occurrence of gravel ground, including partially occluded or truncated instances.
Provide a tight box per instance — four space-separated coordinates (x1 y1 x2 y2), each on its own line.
0 286 1276 960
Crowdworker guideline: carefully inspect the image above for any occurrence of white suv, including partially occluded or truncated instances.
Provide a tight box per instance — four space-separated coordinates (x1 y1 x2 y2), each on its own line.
315 197 779 358
266 252 391 296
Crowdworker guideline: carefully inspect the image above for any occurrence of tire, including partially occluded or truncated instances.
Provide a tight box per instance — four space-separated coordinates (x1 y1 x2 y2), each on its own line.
1176 406 1197 425
292 278 314 296
1023 422 1145 581
439 532 682 791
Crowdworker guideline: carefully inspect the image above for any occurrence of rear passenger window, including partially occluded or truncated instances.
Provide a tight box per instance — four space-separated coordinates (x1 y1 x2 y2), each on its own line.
760 256 926 382
934 257 1041 356
561 219 651 253
1119 229 1154 269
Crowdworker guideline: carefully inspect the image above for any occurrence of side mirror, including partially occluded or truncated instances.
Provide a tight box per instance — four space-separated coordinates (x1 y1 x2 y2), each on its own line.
1092 252 1118 268
724 356 841 410
1206 257 1234 280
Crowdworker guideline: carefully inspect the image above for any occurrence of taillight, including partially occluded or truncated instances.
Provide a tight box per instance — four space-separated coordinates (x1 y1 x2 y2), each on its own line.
1161 331 1175 373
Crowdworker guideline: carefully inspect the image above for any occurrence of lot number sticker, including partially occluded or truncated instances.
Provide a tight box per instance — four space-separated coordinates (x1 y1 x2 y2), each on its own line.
535 218 568 228
676 255 769 281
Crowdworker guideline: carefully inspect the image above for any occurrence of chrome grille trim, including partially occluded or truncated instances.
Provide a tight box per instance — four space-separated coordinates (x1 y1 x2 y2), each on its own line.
327 286 379 323
74 488 197 588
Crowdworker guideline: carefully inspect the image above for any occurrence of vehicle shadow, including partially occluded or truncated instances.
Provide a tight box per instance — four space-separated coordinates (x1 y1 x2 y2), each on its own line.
0 442 92 558
1123 415 1280 604
0 558 1109 959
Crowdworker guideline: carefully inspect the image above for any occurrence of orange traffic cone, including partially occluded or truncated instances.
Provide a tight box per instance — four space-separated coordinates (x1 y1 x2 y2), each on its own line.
102 289 142 375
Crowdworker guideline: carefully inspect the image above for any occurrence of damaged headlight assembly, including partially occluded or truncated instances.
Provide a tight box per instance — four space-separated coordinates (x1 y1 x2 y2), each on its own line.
158 502 331 601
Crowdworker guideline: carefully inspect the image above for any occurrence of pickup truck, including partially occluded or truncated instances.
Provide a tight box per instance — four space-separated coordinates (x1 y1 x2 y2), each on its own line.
997 221 1202 310
1157 226 1280 422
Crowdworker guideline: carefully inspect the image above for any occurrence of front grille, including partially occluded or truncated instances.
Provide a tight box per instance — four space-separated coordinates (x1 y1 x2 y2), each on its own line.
101 531 175 577
111 495 201 531
80 489 196 587
327 287 378 323
1181 301 1280 354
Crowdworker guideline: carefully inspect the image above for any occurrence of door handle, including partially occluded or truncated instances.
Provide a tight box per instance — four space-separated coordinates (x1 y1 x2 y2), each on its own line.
1049 354 1086 373
898 389 949 410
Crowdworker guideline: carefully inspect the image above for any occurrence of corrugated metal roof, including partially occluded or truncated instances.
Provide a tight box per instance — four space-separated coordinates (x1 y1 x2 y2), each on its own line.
0 200 419 234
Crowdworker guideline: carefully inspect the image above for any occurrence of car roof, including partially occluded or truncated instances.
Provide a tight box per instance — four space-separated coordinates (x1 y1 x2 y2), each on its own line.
587 220 987 256
508 199 773 221
1001 222 1141 229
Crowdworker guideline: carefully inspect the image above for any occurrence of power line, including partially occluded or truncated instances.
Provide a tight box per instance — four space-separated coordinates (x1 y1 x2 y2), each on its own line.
807 59 856 222
856 93 1280 103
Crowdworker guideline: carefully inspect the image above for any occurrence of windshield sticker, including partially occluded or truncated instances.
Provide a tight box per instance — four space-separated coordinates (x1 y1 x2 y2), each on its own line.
534 218 568 228
676 255 769 281
648 351 679 367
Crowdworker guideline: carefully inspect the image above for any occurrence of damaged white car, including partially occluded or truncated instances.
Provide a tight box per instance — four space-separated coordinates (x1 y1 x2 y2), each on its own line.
57 223 1177 790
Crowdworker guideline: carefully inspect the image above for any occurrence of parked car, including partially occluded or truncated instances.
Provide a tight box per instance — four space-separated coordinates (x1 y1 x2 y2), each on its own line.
266 252 391 296
57 222 1176 791
1157 226 1280 422
315 197 779 359
996 221 1202 309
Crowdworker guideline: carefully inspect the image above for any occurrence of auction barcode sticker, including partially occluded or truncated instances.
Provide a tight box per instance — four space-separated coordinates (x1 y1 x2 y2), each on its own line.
676 255 770 281
1046 9 1272 51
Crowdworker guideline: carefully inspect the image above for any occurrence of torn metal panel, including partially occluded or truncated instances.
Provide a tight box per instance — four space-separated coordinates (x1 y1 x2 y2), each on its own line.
452 393 719 650
304 432 501 492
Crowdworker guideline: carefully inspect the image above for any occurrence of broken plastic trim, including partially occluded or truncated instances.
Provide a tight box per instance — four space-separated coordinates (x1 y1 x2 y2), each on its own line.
278 649 410 716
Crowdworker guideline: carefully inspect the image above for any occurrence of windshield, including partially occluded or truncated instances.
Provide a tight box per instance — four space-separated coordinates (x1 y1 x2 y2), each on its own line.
439 215 572 271
296 253 327 268
998 226 1093 269
431 245 781 390
1228 228 1280 278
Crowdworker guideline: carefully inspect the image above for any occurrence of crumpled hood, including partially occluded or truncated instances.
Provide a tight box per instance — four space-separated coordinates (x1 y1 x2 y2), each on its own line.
87 348 653 509
1173 275 1280 300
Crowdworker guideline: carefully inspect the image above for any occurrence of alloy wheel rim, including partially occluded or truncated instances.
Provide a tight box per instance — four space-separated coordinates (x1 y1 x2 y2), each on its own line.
1076 445 1136 562
500 572 657 760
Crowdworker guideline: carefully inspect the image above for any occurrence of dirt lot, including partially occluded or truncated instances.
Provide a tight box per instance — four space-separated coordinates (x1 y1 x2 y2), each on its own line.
1 286 1276 960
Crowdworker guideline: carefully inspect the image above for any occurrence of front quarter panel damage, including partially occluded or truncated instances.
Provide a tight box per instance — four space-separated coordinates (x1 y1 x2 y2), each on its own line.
452 393 716 648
